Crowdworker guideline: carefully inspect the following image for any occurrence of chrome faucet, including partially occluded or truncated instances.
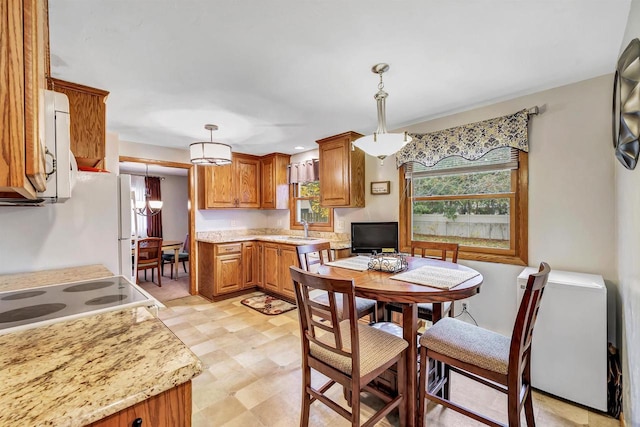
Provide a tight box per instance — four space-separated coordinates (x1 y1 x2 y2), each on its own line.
301 219 309 238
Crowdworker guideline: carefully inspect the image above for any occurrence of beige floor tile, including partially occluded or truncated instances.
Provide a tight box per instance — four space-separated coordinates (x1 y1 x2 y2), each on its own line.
160 294 619 426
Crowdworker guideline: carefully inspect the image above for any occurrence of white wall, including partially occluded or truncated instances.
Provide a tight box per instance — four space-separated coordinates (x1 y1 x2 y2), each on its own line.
158 174 189 242
337 76 618 341
119 139 191 164
616 1 640 424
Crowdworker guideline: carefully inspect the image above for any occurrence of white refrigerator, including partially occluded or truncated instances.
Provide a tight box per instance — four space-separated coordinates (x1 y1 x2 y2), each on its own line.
117 174 135 282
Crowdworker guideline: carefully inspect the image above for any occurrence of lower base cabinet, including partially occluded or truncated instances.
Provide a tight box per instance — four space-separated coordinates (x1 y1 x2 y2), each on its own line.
262 242 298 301
198 242 244 300
87 381 192 427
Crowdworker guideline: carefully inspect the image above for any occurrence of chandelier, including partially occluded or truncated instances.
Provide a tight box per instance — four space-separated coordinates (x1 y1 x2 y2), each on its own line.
135 164 163 217
190 124 232 165
353 63 412 165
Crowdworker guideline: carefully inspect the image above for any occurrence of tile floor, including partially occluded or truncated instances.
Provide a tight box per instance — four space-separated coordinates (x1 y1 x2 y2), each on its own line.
159 293 619 427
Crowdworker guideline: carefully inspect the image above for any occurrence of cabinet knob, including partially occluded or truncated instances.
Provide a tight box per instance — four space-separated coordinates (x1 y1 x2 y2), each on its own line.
132 418 143 427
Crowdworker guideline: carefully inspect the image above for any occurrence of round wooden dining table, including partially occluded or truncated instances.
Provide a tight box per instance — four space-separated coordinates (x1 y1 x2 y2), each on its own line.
317 256 483 427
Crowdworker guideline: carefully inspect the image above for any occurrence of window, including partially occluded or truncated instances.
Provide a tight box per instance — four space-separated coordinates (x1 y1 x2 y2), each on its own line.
400 147 527 265
290 181 333 231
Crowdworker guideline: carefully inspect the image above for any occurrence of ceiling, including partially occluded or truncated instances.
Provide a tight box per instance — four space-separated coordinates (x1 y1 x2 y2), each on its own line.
48 1 631 156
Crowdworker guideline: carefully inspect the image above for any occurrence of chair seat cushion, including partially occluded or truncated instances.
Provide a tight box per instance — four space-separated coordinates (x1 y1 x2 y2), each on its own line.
138 262 159 268
312 293 376 317
312 320 408 377
420 317 510 375
162 252 188 261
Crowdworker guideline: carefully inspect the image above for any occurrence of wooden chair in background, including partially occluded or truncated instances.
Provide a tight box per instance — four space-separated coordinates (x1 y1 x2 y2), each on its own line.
289 266 408 427
162 234 190 278
385 241 460 323
418 262 551 427
296 243 378 321
137 237 163 287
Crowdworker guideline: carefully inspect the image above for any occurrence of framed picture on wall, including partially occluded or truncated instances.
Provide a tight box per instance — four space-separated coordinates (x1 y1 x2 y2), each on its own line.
370 181 390 195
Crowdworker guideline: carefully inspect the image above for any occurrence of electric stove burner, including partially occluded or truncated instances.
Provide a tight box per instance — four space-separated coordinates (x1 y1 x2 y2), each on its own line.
0 303 67 323
86 295 127 305
1 290 47 300
63 281 114 292
0 276 156 335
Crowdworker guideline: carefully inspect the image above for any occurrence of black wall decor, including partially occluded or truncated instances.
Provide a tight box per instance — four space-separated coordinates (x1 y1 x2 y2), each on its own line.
613 38 640 170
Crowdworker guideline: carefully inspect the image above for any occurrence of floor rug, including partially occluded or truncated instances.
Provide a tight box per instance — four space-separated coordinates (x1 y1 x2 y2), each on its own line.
241 293 297 315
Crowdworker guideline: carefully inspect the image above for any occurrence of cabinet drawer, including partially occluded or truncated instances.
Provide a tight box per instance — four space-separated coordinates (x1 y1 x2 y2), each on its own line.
216 243 242 255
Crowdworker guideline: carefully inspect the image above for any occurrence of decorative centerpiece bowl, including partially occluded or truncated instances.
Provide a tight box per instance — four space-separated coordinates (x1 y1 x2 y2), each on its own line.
367 252 408 273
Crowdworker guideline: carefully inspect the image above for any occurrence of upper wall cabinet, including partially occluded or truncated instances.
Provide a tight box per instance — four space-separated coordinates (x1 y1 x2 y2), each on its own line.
199 153 261 209
49 78 109 169
0 0 49 199
260 153 290 209
316 131 365 208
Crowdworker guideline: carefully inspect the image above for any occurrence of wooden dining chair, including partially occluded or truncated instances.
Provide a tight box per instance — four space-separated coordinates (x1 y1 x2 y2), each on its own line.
385 241 460 323
296 243 378 321
162 234 189 278
289 266 409 427
136 237 163 287
417 262 551 427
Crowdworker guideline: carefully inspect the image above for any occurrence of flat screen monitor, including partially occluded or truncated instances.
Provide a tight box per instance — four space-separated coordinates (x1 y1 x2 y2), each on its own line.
350 221 399 254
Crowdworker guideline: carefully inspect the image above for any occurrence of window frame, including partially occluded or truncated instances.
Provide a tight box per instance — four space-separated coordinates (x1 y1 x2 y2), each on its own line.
399 151 528 265
289 183 334 232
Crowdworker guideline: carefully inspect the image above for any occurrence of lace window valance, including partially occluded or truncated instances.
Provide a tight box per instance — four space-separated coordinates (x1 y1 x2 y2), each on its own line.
396 109 531 168
287 159 319 184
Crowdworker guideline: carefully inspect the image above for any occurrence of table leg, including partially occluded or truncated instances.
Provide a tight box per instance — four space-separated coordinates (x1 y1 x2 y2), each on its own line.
173 247 179 280
401 303 417 427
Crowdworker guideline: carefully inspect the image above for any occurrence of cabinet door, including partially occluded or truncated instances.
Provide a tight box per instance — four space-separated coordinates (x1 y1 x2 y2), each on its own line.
278 244 299 300
242 242 258 288
0 0 46 199
202 163 235 208
49 78 109 169
214 254 243 294
235 155 260 208
262 243 279 293
318 136 351 206
197 242 215 300
260 153 290 209
87 381 192 427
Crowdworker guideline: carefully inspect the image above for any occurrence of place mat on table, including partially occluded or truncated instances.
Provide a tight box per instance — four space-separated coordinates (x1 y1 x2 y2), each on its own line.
390 265 480 290
324 256 371 271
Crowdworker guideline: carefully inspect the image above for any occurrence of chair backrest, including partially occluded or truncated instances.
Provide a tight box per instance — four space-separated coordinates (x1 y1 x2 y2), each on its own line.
183 234 190 254
410 241 459 263
137 237 163 264
296 242 334 272
509 262 551 385
289 265 360 375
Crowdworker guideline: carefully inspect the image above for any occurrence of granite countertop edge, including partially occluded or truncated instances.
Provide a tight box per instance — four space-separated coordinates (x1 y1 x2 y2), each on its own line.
196 234 352 250
0 266 203 426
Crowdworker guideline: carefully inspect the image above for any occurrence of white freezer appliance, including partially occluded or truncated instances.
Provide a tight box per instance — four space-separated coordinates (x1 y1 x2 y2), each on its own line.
517 268 607 411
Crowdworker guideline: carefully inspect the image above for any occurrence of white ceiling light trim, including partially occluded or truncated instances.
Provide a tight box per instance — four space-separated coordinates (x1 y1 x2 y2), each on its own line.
190 124 233 165
353 63 412 165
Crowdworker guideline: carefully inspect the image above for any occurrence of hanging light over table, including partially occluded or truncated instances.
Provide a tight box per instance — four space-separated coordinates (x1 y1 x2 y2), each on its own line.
352 63 412 165
190 124 232 165
135 164 163 217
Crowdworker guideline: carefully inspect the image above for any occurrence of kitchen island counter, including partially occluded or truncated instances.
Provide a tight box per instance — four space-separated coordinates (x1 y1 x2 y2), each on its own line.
0 266 202 427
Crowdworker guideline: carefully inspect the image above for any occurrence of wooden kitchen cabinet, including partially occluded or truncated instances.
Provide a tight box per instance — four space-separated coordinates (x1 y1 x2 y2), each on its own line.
261 242 299 301
316 131 365 207
49 78 109 169
260 153 290 209
198 241 256 300
0 0 49 199
87 381 192 427
242 241 259 287
198 153 260 209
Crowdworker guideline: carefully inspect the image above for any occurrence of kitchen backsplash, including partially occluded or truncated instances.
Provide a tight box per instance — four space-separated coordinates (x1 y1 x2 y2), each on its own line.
196 228 350 242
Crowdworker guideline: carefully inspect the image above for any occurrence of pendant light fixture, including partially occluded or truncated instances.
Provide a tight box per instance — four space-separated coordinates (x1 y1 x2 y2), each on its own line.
352 63 412 165
190 124 232 165
135 164 163 217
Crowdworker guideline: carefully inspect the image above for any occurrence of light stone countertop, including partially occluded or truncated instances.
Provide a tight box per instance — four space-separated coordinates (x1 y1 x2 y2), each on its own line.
197 234 352 250
0 264 113 292
0 266 203 426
